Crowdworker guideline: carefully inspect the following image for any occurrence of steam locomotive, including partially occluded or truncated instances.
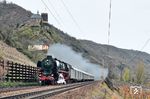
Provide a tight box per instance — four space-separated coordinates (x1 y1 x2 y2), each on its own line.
37 55 94 85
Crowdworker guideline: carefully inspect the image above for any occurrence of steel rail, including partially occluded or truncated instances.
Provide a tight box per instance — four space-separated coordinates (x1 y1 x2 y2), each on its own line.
0 81 94 99
0 86 41 93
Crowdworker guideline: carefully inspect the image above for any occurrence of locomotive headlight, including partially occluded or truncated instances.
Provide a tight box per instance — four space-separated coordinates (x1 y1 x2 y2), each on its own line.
45 59 50 65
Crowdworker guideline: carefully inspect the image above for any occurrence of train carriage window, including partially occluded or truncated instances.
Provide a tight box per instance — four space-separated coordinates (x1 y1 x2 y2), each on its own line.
59 63 63 69
62 63 65 70
79 72 81 79
64 63 69 71
56 60 61 69
59 62 65 70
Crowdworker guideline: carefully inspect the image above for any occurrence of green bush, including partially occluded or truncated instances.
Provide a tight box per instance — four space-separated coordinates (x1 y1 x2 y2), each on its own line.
0 81 39 87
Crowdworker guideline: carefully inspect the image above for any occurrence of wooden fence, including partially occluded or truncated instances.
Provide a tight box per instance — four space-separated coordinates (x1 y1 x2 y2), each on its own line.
0 60 5 81
0 60 38 82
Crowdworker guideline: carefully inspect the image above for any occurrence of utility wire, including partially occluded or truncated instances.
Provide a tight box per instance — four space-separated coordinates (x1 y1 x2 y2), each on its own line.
140 39 150 51
128 38 150 64
40 0 63 27
47 0 65 26
60 0 83 33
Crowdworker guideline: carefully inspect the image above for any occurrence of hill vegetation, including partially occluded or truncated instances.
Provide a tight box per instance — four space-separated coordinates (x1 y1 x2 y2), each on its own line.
0 1 150 84
0 41 35 66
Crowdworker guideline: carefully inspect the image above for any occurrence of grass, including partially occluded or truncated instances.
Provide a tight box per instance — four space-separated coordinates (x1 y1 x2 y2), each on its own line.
84 82 123 99
50 82 123 99
0 81 39 88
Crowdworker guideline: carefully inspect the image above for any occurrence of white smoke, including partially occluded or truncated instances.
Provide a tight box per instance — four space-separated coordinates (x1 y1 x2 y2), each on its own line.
47 43 108 80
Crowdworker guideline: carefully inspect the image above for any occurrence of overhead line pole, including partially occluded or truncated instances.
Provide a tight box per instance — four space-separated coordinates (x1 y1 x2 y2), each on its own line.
107 0 112 78
108 0 112 46
107 0 112 56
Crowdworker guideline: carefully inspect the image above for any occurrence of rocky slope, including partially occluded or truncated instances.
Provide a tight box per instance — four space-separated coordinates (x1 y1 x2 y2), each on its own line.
0 41 36 66
0 1 31 29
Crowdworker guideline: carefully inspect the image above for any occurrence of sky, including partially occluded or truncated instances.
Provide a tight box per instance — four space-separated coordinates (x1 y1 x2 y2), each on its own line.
5 0 150 54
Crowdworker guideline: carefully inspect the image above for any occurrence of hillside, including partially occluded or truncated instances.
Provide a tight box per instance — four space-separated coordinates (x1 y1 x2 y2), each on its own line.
0 1 31 29
0 41 36 66
0 1 150 82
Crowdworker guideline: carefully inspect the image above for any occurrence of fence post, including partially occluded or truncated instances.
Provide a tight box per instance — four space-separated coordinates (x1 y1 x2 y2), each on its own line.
25 65 27 82
0 60 5 81
14 63 17 82
18 63 20 82
6 61 9 81
10 61 13 82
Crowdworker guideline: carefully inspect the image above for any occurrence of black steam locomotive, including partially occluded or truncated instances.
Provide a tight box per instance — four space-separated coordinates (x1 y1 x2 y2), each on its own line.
37 55 94 85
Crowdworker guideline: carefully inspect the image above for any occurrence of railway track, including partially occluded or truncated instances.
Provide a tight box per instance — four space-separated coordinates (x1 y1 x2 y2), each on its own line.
0 81 95 99
0 86 41 93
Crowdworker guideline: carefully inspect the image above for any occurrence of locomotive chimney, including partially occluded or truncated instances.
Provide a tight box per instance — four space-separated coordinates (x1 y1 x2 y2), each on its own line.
47 55 52 59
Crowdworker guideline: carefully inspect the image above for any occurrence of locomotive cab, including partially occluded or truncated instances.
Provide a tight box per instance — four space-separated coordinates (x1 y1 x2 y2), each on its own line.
54 59 70 83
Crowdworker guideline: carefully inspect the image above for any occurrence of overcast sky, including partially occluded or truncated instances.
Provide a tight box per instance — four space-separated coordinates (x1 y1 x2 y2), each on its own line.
5 0 150 54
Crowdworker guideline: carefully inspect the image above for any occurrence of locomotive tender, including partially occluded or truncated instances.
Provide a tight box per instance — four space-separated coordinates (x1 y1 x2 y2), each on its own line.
37 55 94 85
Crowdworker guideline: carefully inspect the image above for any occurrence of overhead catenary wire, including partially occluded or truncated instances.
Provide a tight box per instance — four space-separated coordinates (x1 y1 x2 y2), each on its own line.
60 0 83 33
140 39 150 51
128 38 150 64
47 0 65 26
40 0 63 28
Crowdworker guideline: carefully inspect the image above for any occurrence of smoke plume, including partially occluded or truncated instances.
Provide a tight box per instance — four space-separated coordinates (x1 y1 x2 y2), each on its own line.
47 43 108 80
